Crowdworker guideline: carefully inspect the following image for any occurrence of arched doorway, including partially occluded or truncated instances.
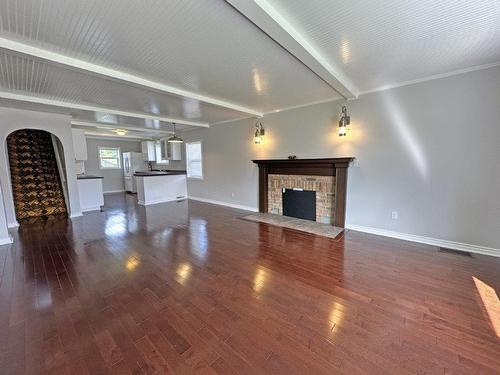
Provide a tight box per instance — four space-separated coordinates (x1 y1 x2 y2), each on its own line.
6 129 68 223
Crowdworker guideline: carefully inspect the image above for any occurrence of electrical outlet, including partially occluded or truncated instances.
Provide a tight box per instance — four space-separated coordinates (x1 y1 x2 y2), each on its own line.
231 192 235 198
391 211 399 220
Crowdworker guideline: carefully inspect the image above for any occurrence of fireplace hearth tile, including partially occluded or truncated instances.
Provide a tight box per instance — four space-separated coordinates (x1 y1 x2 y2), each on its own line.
240 213 343 239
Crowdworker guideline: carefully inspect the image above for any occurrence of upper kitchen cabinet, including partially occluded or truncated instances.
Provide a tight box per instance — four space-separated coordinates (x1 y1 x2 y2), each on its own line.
163 140 182 161
141 141 156 162
71 129 88 161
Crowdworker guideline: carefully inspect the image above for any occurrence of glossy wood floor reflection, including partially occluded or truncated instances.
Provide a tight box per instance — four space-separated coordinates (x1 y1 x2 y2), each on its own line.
1 194 499 374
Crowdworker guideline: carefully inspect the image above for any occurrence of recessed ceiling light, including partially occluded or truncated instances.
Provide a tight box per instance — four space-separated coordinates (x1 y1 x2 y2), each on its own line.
114 129 128 136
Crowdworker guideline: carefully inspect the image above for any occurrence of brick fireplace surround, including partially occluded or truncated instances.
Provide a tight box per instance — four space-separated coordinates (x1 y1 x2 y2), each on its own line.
268 174 336 224
252 158 354 228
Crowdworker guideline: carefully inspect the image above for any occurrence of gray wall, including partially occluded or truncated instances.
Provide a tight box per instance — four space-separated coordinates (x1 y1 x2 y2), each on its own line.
85 138 142 193
182 65 500 250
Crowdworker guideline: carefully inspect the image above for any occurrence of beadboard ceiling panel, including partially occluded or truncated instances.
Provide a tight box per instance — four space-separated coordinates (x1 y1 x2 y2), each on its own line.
71 113 194 133
0 97 198 136
0 0 498 130
267 0 500 92
0 49 249 125
0 0 338 114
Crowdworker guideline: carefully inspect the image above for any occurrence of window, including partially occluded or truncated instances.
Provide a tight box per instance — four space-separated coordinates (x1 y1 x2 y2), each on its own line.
99 147 121 169
155 141 168 165
186 141 203 179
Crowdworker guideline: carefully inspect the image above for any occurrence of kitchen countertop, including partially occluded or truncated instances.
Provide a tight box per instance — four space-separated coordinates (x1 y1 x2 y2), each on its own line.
133 171 187 177
77 175 104 180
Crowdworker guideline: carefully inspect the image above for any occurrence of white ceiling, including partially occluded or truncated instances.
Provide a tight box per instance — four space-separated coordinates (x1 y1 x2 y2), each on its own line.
266 0 500 93
0 0 499 137
0 0 339 135
0 49 248 124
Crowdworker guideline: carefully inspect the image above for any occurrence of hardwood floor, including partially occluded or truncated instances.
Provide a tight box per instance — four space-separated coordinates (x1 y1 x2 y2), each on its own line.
0 193 499 374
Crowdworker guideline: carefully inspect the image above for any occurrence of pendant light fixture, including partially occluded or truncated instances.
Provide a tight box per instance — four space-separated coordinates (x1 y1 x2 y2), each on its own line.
338 105 350 137
167 123 183 143
254 120 265 144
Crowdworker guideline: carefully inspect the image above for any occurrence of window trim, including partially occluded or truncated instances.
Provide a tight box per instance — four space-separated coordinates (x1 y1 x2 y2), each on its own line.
185 140 203 180
98 146 122 170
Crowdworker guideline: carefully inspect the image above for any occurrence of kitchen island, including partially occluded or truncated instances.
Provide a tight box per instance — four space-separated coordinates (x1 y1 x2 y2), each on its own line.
134 171 187 206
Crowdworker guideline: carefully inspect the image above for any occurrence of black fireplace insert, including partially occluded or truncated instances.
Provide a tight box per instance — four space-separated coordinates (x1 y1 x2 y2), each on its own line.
282 188 316 221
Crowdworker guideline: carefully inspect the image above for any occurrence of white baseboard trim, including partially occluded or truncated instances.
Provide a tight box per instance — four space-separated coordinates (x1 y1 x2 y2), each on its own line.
70 212 83 218
104 190 126 194
189 196 258 212
345 224 500 258
0 235 13 245
8 221 19 228
81 207 102 213
138 197 184 206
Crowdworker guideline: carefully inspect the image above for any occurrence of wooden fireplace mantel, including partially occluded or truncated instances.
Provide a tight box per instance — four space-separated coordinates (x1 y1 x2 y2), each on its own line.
252 157 355 227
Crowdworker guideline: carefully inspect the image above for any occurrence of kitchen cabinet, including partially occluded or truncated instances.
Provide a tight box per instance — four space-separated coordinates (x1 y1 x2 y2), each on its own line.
161 140 182 161
141 141 156 161
72 129 88 161
77 176 104 212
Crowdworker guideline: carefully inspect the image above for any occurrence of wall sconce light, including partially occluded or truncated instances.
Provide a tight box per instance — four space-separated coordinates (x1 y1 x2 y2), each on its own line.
338 105 350 137
254 120 265 144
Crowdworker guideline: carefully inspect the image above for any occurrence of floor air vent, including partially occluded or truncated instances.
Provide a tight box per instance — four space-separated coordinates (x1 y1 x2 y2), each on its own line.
438 247 472 257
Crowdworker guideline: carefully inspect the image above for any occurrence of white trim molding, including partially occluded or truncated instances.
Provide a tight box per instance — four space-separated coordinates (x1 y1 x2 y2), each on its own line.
104 190 126 195
81 207 102 213
138 197 185 206
189 196 258 212
84 134 149 142
83 131 153 140
226 0 358 99
7 221 19 228
0 91 209 128
346 224 500 258
0 235 13 245
72 120 173 134
358 61 500 96
70 212 83 218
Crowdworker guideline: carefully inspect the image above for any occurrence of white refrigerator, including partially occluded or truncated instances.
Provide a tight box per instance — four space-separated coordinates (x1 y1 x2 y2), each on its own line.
123 152 147 193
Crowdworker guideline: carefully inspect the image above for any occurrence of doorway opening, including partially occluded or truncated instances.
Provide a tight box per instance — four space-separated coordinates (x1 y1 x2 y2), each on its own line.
6 129 68 223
